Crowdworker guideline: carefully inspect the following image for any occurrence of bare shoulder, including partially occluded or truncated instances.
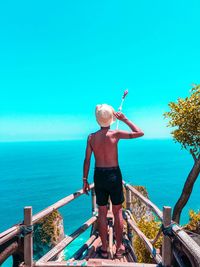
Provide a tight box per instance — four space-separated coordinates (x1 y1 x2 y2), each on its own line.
87 131 97 144
87 133 94 141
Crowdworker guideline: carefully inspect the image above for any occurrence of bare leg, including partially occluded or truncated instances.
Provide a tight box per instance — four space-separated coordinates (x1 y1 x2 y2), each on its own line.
112 204 125 251
98 205 108 251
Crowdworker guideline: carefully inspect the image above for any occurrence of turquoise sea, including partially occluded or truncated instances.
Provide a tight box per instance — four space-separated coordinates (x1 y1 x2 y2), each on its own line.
0 139 200 266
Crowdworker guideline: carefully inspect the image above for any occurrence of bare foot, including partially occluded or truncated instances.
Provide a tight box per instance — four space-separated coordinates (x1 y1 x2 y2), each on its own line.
116 244 125 252
115 244 126 259
98 246 108 259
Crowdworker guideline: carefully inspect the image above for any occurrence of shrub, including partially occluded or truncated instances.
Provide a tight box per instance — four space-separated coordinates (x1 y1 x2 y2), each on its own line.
133 217 162 263
184 210 200 234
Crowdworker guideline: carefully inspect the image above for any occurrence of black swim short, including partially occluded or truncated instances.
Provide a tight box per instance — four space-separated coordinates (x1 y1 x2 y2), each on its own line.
94 166 125 206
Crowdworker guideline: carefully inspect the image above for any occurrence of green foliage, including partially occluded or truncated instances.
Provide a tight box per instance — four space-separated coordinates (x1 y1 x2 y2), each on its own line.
184 210 200 234
36 210 62 244
133 217 162 263
163 85 200 158
124 184 162 263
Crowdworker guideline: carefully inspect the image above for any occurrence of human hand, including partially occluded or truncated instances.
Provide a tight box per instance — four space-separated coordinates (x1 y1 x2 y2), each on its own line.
114 112 127 121
83 180 90 195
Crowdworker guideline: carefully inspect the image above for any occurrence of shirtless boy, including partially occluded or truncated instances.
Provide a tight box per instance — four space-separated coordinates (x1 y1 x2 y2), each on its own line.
82 104 144 258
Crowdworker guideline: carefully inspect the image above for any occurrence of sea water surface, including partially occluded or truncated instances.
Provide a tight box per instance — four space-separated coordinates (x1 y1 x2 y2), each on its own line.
0 139 199 266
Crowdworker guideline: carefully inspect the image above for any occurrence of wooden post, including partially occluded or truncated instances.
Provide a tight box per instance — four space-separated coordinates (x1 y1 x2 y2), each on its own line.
24 206 33 267
162 206 172 267
126 188 133 242
126 188 132 211
91 188 97 214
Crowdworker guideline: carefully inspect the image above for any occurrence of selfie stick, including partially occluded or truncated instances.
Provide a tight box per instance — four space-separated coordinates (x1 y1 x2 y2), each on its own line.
116 89 128 130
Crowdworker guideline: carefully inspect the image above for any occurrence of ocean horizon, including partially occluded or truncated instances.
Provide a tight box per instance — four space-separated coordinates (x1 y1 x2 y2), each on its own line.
0 139 199 265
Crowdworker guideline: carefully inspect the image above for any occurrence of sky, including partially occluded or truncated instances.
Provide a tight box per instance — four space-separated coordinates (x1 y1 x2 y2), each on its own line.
0 0 200 141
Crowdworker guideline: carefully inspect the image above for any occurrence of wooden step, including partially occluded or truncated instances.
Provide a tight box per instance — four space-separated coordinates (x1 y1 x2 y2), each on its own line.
34 260 160 267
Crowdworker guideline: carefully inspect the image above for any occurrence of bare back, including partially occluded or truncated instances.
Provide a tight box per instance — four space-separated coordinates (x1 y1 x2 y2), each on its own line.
83 114 144 180
90 129 119 167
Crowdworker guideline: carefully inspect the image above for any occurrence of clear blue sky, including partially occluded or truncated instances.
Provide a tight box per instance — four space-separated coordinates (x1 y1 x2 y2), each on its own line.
0 0 199 141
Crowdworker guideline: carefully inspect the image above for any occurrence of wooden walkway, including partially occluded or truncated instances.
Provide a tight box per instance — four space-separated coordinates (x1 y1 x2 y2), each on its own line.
1 181 200 267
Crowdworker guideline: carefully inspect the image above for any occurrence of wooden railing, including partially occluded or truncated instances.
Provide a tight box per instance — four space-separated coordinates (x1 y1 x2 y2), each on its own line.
123 182 200 267
0 184 95 267
1 181 200 267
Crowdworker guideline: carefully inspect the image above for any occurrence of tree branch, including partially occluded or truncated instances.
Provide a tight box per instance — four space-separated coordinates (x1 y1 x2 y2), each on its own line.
190 149 197 162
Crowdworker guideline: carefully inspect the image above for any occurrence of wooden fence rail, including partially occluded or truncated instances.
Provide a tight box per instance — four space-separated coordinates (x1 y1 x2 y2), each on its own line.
0 184 94 246
125 210 162 264
37 216 97 263
123 182 163 220
1 181 200 267
123 183 200 267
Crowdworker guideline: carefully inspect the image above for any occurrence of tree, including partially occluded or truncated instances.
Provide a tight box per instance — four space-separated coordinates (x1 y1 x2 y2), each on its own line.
163 84 200 224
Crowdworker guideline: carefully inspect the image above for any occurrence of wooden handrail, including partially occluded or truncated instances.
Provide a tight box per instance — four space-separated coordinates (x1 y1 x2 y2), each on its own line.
172 224 200 264
0 225 21 239
0 184 94 245
123 182 163 220
37 215 97 263
33 184 94 224
123 183 200 265
125 212 162 264
0 240 19 265
1 181 200 267
85 236 101 260
70 233 97 261
0 228 21 245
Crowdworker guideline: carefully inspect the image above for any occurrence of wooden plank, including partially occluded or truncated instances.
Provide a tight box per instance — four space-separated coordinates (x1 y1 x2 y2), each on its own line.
127 217 162 264
33 184 94 224
34 260 159 267
0 241 18 265
93 261 159 267
37 216 97 263
85 237 101 260
24 206 33 267
0 228 21 245
70 233 97 260
0 225 20 239
34 260 87 267
88 258 126 264
123 182 163 220
173 247 187 267
162 206 172 267
123 234 137 262
151 227 162 246
172 224 200 264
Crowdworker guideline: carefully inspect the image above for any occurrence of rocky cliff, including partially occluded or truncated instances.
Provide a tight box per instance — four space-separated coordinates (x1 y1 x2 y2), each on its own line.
33 210 65 261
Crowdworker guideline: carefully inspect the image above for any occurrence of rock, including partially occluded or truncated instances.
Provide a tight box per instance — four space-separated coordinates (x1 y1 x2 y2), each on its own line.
33 210 65 261
130 186 154 222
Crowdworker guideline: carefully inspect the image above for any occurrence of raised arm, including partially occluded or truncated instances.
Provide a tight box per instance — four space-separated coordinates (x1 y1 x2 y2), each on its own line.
114 112 144 139
82 134 93 194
